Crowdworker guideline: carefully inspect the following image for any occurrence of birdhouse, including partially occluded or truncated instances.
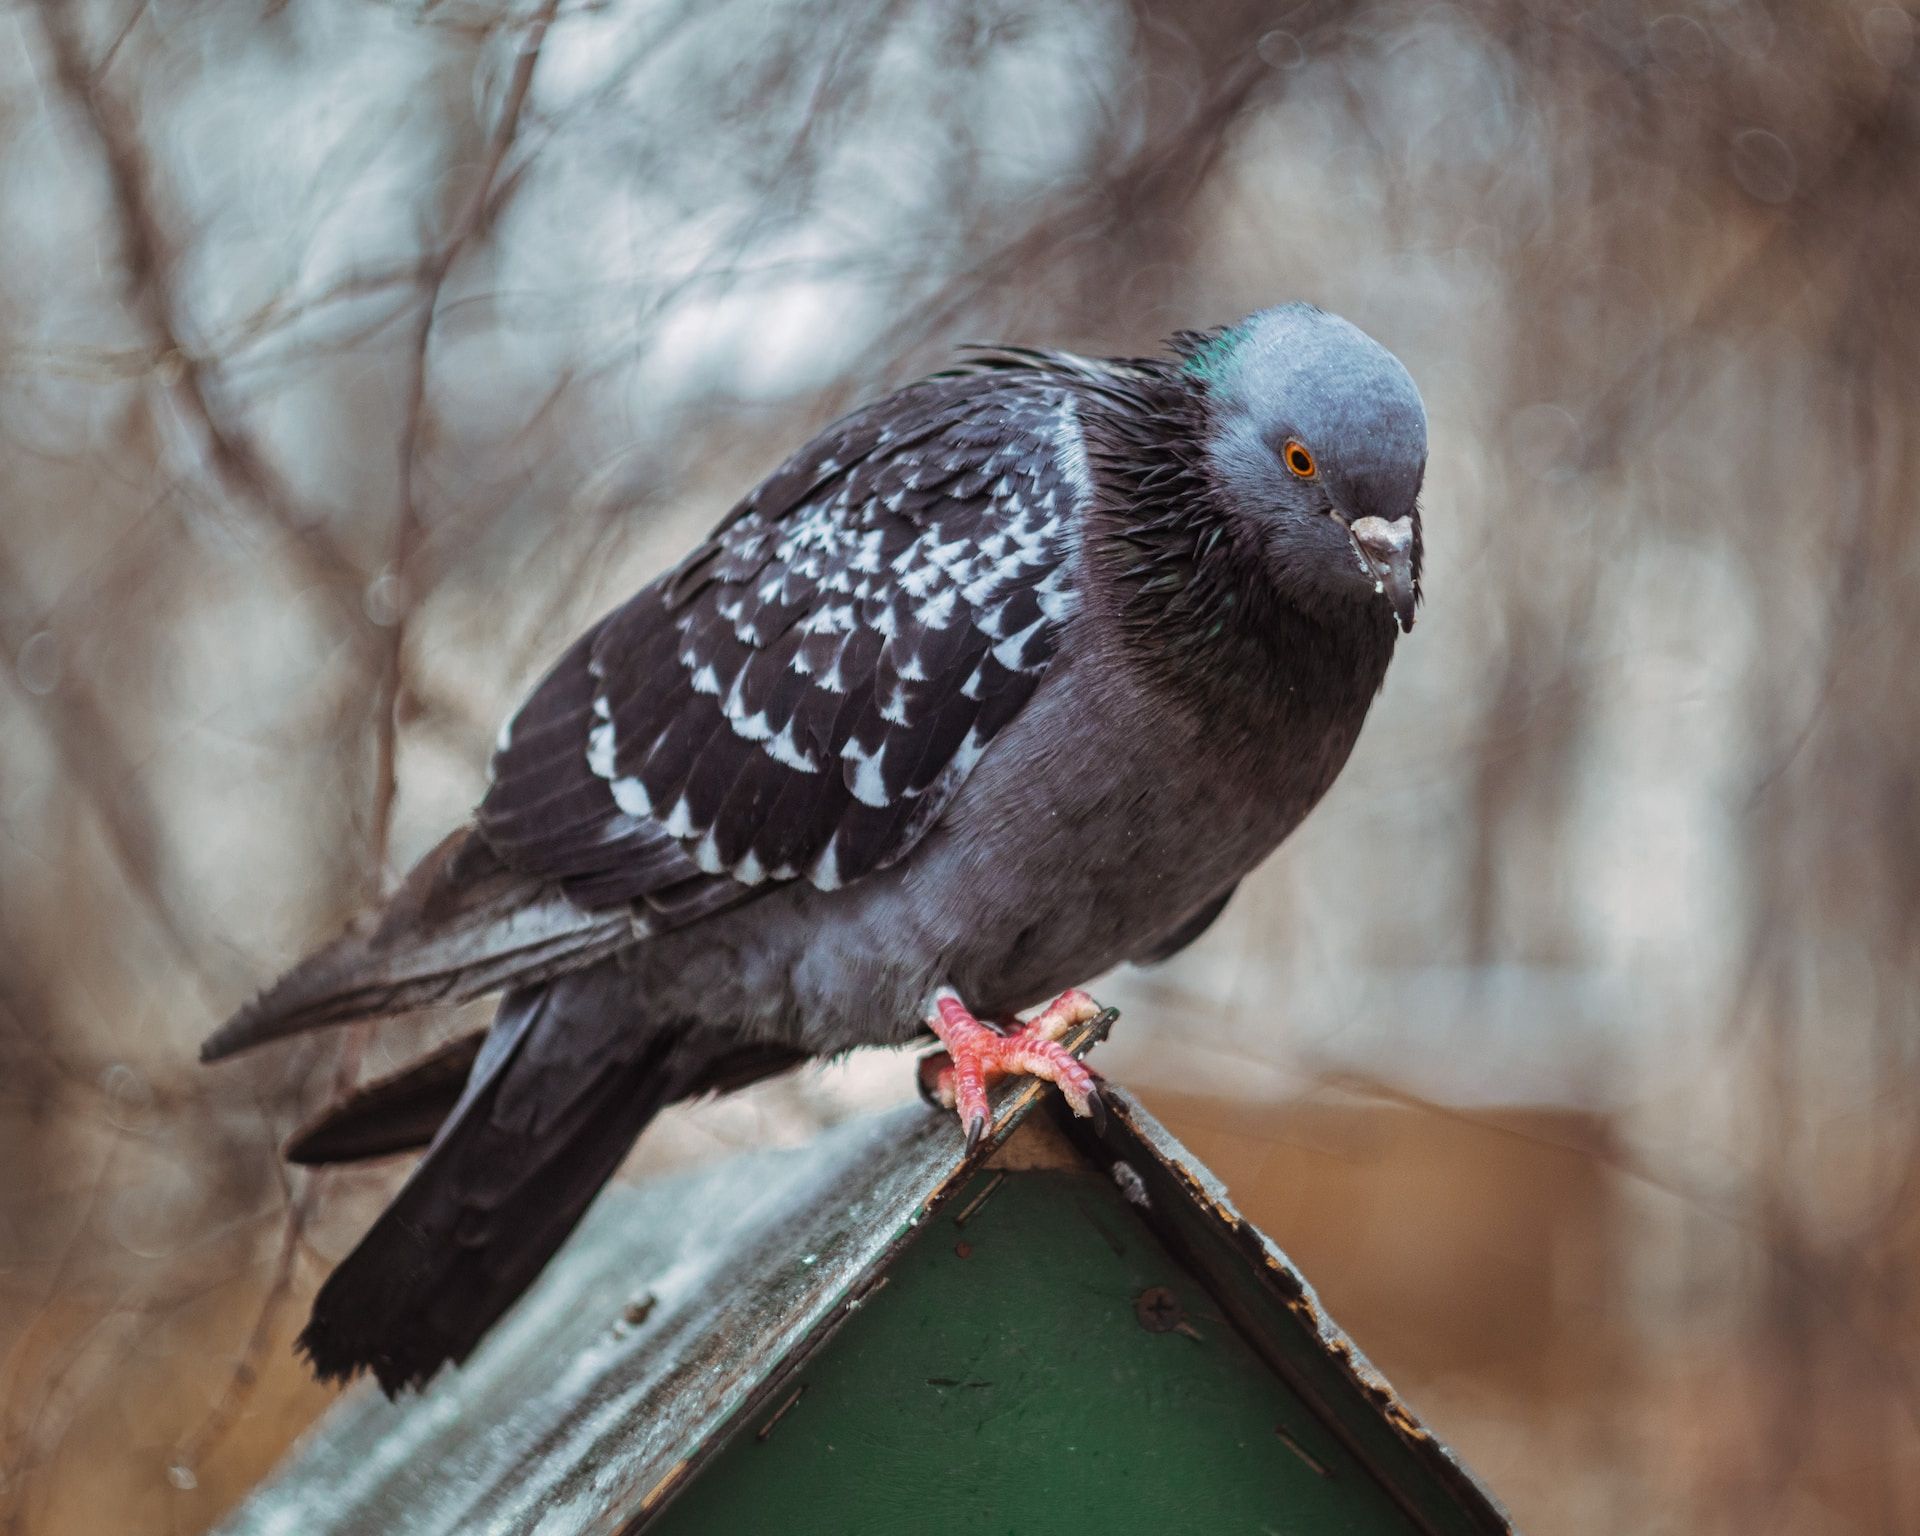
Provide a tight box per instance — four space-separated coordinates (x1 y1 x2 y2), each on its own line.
215 1014 1513 1535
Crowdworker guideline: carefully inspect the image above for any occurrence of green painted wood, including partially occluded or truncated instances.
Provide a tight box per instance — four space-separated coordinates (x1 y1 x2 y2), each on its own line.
1069 1097 1503 1536
650 1167 1424 1535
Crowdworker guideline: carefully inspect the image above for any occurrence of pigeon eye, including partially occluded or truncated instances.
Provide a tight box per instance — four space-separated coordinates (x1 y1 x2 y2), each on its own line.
1282 440 1317 479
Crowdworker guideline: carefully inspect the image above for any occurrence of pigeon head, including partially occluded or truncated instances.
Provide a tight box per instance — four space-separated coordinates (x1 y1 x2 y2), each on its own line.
1186 305 1426 633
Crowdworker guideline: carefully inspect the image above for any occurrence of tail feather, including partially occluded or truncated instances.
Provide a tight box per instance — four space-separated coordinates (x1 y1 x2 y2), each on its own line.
200 828 628 1062
283 1031 485 1165
286 1030 811 1167
295 966 701 1395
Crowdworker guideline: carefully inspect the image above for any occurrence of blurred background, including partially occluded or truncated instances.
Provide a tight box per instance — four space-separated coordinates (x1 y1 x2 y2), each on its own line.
3 1 1917 1531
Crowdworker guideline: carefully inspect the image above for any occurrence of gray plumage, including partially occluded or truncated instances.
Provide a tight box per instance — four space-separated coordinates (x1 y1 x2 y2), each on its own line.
203 302 1427 1395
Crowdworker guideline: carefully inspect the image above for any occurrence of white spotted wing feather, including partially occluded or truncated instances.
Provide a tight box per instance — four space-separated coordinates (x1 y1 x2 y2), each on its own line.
479 374 1088 928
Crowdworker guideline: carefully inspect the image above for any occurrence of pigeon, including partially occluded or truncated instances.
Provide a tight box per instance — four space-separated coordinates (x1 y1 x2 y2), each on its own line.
202 302 1426 1395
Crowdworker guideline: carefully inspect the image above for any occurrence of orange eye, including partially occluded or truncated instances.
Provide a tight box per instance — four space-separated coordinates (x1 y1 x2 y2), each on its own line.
1283 440 1317 479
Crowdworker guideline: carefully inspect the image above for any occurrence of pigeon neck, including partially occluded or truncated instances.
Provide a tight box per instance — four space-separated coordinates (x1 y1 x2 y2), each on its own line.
1075 365 1235 651
1077 374 1396 732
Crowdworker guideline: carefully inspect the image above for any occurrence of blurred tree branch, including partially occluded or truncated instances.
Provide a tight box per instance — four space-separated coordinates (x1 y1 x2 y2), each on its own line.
0 536 214 990
30 0 374 643
373 0 565 883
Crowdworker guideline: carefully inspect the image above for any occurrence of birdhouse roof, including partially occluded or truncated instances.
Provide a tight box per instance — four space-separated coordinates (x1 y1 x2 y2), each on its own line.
216 1025 1513 1536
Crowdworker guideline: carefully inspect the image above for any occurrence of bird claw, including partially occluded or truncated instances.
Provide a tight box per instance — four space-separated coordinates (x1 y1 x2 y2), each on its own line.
1017 988 1102 1045
922 988 1106 1149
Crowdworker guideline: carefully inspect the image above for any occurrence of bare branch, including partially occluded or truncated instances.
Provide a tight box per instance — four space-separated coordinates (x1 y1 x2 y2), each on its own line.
0 537 218 994
30 1 372 632
370 0 566 885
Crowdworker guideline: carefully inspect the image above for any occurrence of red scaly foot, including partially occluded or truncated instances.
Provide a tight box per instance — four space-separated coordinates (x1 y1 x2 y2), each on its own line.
917 987 1106 1152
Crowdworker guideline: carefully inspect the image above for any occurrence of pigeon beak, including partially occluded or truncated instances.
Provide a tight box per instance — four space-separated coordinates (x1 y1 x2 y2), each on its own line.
1348 515 1418 633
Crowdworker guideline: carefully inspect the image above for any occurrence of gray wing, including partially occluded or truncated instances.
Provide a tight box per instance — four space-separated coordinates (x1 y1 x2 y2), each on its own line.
477 371 1090 931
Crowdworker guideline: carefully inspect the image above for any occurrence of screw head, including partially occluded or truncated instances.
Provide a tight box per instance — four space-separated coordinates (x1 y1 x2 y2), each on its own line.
1134 1285 1183 1332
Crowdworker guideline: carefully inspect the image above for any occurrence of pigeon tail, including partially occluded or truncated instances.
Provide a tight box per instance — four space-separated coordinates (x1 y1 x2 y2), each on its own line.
283 1031 486 1165
200 828 629 1061
285 1028 811 1167
297 967 695 1396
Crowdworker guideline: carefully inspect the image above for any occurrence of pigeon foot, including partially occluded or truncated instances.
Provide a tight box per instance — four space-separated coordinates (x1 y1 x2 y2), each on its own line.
917 988 1104 1151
